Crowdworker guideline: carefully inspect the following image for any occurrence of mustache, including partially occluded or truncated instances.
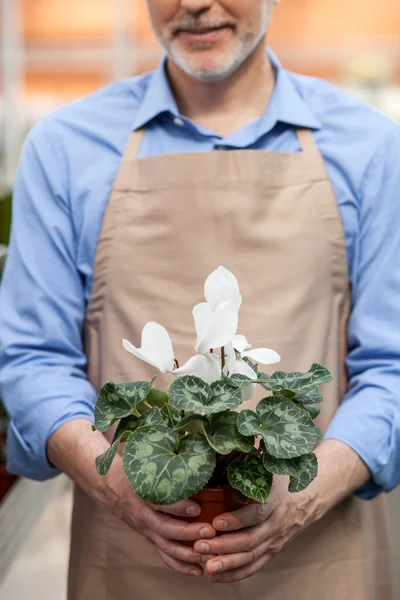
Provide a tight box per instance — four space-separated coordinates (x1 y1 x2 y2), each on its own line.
169 15 236 34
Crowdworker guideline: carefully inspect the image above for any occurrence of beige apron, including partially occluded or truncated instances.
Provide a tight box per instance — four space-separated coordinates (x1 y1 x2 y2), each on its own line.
68 127 393 600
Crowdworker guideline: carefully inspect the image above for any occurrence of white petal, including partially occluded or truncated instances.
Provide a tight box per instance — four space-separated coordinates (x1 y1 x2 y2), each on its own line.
193 302 212 352
123 339 163 370
204 266 242 312
195 306 238 354
122 322 175 373
173 353 221 384
242 348 281 365
231 358 257 401
232 335 251 354
223 342 237 375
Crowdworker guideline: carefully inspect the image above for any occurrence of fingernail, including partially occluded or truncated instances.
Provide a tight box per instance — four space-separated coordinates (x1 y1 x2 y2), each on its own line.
199 528 210 538
215 520 228 530
190 570 201 577
198 543 210 553
211 561 222 573
186 506 199 516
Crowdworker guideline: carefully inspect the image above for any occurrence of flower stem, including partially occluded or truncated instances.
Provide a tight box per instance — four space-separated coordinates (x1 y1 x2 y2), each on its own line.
221 347 225 370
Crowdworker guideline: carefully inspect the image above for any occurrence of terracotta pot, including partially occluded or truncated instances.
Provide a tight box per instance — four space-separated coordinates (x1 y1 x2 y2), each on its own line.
0 463 17 502
188 487 246 524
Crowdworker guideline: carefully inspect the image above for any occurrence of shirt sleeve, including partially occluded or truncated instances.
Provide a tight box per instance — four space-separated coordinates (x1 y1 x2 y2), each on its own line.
325 124 400 499
0 119 97 481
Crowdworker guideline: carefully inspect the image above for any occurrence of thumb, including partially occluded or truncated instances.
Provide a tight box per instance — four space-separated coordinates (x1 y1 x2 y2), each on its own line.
151 499 201 518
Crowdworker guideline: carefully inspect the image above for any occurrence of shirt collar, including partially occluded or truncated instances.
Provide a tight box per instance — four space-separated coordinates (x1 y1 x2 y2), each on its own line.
132 50 321 133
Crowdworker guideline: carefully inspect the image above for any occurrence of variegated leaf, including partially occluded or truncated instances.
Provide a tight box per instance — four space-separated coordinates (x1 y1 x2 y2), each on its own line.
161 404 182 429
138 407 164 426
123 424 216 505
169 376 242 416
203 411 254 455
94 380 153 432
262 444 318 492
224 373 255 388
228 455 273 503
237 396 317 459
174 414 208 435
258 363 332 405
304 405 321 420
95 416 138 476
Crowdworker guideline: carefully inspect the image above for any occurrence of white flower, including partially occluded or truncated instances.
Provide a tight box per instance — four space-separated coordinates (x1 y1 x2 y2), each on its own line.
173 353 221 384
123 322 175 373
204 266 242 313
193 302 238 355
225 335 281 401
123 322 221 384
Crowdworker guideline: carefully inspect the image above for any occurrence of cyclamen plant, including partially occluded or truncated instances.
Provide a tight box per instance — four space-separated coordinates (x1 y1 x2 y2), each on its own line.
93 267 332 505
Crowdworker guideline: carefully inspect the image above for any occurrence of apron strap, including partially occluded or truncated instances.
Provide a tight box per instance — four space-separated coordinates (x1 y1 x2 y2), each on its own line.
296 128 327 175
124 128 146 161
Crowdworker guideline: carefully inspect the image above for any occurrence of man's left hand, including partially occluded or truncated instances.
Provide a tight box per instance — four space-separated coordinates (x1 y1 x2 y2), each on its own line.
193 440 371 583
193 475 318 583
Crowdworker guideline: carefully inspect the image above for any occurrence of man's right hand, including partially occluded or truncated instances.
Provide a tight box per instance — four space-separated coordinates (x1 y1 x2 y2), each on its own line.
47 419 216 577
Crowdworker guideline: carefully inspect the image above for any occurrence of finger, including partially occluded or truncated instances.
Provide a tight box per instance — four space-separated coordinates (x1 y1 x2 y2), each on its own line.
208 552 272 584
205 539 271 575
151 499 201 518
158 549 204 577
148 511 215 542
153 532 215 565
212 502 273 532
195 520 272 555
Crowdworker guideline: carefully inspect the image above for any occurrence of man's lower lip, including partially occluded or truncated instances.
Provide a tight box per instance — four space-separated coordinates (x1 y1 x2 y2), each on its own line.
178 27 231 43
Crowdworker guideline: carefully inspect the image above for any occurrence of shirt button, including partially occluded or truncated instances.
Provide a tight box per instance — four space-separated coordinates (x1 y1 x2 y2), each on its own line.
174 117 185 127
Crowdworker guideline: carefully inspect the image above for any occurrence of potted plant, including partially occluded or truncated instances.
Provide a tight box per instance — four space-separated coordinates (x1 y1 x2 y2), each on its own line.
93 267 332 523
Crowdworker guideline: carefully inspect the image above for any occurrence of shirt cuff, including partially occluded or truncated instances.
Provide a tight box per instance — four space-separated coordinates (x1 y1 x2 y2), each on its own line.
324 397 398 500
7 403 95 481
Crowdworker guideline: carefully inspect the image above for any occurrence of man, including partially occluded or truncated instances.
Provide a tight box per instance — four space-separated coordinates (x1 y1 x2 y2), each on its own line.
0 1 399 598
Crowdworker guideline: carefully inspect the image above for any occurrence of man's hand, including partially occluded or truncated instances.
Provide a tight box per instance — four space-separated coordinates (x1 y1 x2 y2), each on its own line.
194 440 371 583
108 470 217 577
47 419 216 578
194 475 308 582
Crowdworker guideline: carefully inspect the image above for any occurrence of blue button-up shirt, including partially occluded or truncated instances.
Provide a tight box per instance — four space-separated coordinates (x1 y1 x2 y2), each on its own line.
1 52 400 499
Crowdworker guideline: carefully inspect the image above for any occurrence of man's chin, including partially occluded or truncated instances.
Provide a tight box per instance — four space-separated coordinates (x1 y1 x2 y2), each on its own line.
168 51 241 82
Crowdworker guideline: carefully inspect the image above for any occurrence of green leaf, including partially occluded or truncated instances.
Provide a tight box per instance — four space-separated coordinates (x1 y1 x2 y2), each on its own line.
210 380 243 412
304 405 321 420
288 454 318 493
146 388 169 408
262 447 318 493
94 381 153 432
314 427 324 441
258 363 333 405
95 416 138 476
174 414 208 435
203 411 254 455
138 407 164 426
123 424 216 504
169 376 242 416
224 373 255 388
161 404 182 429
237 396 317 459
228 455 273 503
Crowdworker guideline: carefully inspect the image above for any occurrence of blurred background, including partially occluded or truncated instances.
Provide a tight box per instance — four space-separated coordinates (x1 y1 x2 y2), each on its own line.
0 1 400 598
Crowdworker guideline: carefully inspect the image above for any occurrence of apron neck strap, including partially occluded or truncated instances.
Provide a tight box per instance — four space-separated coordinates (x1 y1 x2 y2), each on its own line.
124 128 146 161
